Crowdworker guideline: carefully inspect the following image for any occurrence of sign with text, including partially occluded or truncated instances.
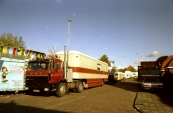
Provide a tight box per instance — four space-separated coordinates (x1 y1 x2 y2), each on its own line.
0 60 25 91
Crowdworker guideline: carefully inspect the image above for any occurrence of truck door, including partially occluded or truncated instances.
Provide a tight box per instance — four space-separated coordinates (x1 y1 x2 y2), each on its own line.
50 61 63 83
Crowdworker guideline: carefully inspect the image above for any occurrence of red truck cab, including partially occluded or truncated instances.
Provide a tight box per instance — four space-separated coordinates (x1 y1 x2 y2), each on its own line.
25 58 64 93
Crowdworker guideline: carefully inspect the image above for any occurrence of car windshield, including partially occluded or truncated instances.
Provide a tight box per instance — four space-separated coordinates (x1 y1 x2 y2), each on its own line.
142 69 159 75
143 78 160 83
28 61 49 70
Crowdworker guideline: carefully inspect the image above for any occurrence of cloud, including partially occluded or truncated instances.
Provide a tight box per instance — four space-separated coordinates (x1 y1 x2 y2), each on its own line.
134 61 140 64
150 44 156 47
147 51 161 57
122 55 128 58
55 0 62 3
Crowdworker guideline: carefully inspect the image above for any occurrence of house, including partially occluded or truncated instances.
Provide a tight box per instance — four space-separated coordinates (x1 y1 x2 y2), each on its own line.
124 65 138 78
159 55 173 87
124 71 133 79
160 55 173 76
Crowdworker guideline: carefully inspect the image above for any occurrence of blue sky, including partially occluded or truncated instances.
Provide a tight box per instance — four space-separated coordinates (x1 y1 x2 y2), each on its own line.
0 0 173 68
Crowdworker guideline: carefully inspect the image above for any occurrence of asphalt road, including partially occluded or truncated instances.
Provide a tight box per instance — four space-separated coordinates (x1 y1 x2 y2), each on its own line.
0 79 139 113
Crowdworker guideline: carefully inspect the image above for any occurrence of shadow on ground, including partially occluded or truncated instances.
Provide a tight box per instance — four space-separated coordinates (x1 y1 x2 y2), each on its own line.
0 101 70 113
106 78 173 110
0 91 56 97
139 87 173 108
105 78 140 92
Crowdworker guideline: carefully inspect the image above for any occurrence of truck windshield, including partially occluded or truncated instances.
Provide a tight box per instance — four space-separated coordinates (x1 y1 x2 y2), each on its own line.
142 69 159 75
28 62 49 70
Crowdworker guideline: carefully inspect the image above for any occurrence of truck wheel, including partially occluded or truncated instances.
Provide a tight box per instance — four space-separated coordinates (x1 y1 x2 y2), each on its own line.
55 82 66 97
76 81 83 93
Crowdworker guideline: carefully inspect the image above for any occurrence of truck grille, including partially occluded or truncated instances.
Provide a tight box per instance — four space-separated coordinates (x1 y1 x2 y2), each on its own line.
26 76 48 84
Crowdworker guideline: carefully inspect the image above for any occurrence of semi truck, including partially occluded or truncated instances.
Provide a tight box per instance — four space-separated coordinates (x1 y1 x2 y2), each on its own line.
25 46 108 97
0 46 45 93
138 61 160 82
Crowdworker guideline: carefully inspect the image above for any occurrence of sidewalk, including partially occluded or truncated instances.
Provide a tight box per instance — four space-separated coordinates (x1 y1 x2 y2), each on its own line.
134 90 173 113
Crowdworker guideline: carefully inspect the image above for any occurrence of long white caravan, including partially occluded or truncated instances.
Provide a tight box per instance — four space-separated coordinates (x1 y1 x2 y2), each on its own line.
56 51 108 88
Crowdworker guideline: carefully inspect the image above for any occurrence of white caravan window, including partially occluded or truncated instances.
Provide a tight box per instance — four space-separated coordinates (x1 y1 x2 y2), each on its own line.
97 64 101 71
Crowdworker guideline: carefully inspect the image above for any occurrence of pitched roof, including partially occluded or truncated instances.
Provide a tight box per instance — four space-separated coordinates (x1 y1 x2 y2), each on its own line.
126 65 136 71
168 59 173 67
161 55 173 70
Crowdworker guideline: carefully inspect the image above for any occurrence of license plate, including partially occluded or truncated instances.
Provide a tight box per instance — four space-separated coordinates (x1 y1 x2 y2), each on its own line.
33 89 40 92
152 85 157 87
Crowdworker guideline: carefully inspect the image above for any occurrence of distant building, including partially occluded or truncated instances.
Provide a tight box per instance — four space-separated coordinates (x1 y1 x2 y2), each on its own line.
124 71 132 79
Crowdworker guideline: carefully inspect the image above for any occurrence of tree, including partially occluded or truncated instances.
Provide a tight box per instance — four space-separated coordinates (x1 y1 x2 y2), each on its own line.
156 56 168 63
98 54 110 65
0 33 26 48
156 56 168 69
118 68 124 72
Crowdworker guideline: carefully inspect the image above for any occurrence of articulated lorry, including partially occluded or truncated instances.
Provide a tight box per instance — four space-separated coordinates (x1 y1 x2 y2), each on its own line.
138 61 160 82
25 46 108 97
0 46 45 92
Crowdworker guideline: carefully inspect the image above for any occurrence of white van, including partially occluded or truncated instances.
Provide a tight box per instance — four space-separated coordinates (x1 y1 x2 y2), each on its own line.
114 72 124 81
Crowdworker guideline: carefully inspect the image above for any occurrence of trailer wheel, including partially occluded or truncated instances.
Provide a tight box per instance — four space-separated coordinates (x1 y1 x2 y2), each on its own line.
55 82 66 97
76 81 83 93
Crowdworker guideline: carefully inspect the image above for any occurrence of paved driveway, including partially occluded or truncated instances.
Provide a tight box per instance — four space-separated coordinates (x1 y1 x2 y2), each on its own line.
135 84 173 113
0 79 139 113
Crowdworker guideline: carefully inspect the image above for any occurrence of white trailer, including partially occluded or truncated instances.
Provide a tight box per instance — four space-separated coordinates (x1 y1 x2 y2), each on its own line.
56 51 108 88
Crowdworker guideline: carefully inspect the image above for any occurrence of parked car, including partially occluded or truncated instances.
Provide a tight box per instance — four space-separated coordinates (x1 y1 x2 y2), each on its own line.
141 78 164 90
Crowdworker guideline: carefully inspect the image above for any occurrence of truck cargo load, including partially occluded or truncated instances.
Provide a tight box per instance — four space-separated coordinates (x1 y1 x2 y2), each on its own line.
138 61 160 82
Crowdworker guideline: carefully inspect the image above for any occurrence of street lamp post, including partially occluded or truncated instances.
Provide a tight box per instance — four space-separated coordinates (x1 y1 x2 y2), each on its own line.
137 52 143 61
67 19 73 67
137 52 143 66
68 19 73 51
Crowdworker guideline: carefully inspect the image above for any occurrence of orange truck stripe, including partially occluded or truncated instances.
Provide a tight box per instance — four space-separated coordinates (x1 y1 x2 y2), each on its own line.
71 67 108 75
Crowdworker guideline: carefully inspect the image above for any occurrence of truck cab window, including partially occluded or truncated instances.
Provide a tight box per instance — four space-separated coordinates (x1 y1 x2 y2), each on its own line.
30 63 38 70
41 63 48 70
55 62 59 71
48 62 51 70
28 62 49 71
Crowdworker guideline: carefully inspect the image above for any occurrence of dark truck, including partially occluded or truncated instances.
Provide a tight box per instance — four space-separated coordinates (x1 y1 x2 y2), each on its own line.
138 61 161 82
